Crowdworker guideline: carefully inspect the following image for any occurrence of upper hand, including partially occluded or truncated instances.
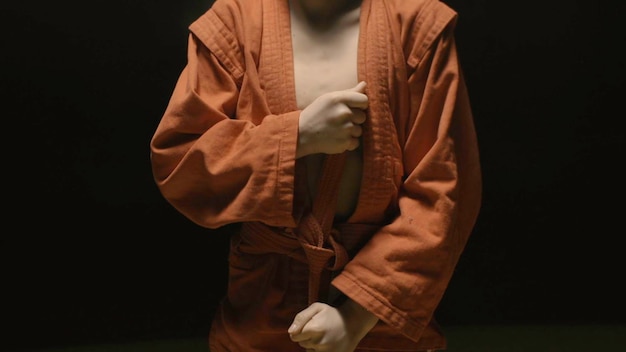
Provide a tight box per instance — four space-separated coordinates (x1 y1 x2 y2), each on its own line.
296 81 368 158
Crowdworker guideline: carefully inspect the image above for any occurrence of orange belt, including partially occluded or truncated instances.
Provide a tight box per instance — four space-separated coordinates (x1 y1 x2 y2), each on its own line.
239 152 360 304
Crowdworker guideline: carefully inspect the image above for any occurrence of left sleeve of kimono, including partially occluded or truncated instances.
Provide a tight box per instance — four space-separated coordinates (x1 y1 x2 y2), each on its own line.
332 17 482 341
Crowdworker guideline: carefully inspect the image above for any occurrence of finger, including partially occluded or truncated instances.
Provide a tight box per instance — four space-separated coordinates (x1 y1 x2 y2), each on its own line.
351 109 366 124
300 342 321 351
350 124 363 138
341 91 369 110
346 137 360 151
291 333 309 343
291 320 324 343
288 303 324 335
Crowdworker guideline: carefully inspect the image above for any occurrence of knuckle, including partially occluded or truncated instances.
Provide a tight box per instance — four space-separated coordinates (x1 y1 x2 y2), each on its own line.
328 91 342 103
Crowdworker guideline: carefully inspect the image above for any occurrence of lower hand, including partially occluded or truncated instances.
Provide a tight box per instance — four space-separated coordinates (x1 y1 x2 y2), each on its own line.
287 299 378 352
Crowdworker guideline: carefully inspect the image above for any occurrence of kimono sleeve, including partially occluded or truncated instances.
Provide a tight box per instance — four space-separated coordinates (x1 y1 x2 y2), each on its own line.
150 19 300 229
332 12 482 342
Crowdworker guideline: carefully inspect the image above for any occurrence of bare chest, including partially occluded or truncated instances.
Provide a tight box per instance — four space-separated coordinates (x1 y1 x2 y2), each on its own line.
291 20 360 109
290 14 363 221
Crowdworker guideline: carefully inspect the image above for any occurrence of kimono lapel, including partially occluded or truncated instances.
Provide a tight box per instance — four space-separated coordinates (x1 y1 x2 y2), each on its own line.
261 0 347 230
259 0 405 225
351 0 404 223
259 0 298 114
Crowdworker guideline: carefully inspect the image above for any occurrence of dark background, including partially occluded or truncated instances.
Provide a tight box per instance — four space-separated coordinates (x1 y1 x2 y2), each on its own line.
3 0 625 350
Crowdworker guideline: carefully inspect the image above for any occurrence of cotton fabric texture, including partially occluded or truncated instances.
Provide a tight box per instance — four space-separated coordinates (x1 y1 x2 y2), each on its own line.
150 0 482 350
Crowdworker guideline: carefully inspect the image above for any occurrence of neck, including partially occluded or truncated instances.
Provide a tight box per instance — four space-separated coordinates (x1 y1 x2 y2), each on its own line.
289 0 362 29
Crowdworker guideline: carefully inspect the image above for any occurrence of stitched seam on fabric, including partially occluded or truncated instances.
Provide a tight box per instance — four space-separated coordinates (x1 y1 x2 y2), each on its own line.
407 0 456 69
191 10 244 83
340 271 424 338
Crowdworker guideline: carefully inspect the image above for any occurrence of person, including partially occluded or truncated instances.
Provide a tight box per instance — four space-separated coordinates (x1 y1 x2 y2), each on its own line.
150 0 482 350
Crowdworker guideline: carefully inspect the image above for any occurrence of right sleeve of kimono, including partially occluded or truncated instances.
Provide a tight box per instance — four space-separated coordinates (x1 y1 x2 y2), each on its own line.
150 29 300 229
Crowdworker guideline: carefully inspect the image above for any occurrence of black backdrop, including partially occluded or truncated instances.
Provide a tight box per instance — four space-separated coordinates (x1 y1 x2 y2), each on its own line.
3 0 625 350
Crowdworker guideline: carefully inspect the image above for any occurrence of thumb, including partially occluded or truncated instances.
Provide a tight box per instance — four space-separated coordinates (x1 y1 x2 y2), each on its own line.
342 81 369 109
288 302 325 335
347 81 367 93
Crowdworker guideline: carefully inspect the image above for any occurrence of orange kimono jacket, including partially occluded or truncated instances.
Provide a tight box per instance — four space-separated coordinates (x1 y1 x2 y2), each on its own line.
150 0 482 351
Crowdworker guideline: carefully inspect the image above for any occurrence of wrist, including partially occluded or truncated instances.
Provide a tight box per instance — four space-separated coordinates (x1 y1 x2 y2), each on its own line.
296 138 313 158
340 298 379 337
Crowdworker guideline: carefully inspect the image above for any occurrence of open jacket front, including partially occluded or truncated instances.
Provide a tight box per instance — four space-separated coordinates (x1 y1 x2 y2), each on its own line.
150 0 482 350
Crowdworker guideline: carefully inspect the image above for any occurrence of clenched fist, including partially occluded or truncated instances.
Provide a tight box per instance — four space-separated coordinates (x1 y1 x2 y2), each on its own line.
287 300 379 352
296 81 368 158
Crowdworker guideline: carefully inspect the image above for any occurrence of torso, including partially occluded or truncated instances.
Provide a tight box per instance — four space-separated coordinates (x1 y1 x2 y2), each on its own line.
290 2 362 222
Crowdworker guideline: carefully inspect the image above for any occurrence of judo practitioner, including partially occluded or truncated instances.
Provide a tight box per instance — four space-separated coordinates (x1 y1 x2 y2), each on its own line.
150 0 482 350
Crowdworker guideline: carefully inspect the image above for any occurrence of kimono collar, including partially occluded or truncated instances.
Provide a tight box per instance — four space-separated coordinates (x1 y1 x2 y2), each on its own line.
262 0 405 223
